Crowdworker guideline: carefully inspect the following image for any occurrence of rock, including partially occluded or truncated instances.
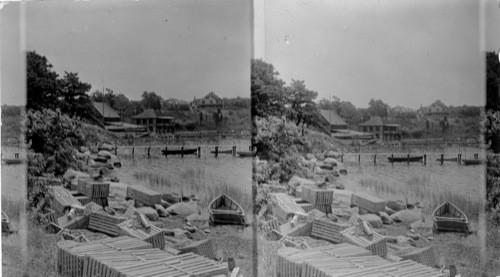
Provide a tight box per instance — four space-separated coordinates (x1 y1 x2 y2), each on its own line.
99 143 115 152
390 209 422 225
163 192 181 204
324 158 340 166
165 202 201 216
338 167 347 175
315 181 327 189
75 151 87 161
319 164 334 170
155 204 168 217
379 211 394 225
306 153 315 160
160 199 173 209
98 150 114 159
406 233 420 240
183 226 196 233
90 146 99 154
385 206 396 215
315 153 325 161
358 208 369 215
204 229 211 233
80 146 89 153
301 159 315 170
386 200 406 211
360 214 383 228
136 207 159 221
335 184 345 190
326 150 341 159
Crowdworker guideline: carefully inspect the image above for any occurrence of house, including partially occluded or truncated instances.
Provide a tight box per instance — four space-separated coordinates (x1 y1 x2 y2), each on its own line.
358 116 401 140
417 100 449 117
191 92 224 109
319 109 348 132
132 109 175 134
93 102 121 123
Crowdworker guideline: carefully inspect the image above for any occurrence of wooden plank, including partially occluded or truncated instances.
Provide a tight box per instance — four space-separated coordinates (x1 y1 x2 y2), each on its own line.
311 218 349 243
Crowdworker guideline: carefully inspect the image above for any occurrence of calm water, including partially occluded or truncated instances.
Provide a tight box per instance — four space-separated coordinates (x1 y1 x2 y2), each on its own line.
114 140 253 195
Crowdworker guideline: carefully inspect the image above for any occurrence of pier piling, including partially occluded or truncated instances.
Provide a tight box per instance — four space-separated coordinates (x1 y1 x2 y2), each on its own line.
215 146 219 158
148 147 151 158
458 153 462 165
232 146 236 157
391 154 394 165
198 147 201 158
358 154 361 165
424 154 427 165
440 154 444 165
132 147 135 157
181 147 184 158
341 153 343 163
374 154 377 165
407 154 410 165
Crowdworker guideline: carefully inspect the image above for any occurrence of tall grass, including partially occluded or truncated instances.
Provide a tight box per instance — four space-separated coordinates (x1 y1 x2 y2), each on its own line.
359 176 483 218
133 167 252 213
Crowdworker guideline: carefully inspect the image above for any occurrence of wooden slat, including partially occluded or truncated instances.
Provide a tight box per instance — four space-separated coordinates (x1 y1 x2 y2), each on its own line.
126 186 162 206
351 192 386 214
311 218 349 243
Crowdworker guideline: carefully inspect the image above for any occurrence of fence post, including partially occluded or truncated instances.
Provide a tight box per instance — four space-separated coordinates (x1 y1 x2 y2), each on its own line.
391 154 394 165
474 153 478 159
148 147 151 159
181 146 184 158
458 153 462 165
407 153 410 165
232 146 236 157
198 146 201 158
341 153 343 163
164 147 167 158
215 146 219 158
424 154 427 165
440 154 444 165
374 154 377 165
358 154 361 165
132 147 135 157
115 146 117 156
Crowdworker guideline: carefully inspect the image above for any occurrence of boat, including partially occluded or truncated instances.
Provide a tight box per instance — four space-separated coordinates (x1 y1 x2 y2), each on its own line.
2 211 10 234
462 159 483 165
435 157 458 162
208 194 246 225
2 159 23 165
237 151 254 157
210 149 234 154
161 148 198 156
432 202 469 233
387 155 423 163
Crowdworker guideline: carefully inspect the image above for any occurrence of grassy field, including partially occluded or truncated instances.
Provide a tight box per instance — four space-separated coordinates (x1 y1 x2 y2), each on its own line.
358 176 483 219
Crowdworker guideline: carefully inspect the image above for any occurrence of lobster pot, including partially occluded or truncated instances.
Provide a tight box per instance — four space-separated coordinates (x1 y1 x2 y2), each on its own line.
270 193 305 223
89 197 108 208
81 248 173 277
75 196 91 206
275 243 374 277
115 253 228 277
313 204 332 214
340 226 387 257
89 212 127 236
301 186 334 205
311 218 349 243
126 186 162 206
49 186 84 215
58 214 90 230
78 179 110 198
57 236 152 277
117 219 165 250
351 192 386 214
400 246 437 268
71 182 79 191
178 239 216 259
331 259 447 277
348 213 373 227
280 221 313 237
302 255 390 277
262 215 281 232
298 202 315 212
123 206 137 218
41 210 57 224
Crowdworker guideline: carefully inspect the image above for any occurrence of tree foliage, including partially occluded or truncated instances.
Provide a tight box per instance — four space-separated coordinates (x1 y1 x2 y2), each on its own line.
141 91 162 110
368 99 389 118
251 59 286 118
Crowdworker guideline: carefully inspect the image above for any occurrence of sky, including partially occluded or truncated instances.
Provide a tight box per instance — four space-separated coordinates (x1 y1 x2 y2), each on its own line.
258 0 500 109
1 0 251 105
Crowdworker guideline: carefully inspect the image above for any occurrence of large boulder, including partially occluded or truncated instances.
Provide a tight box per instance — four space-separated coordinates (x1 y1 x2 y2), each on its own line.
98 150 114 160
315 153 325 161
325 150 342 159
324 158 340 166
360 214 383 228
99 143 115 152
390 209 423 225
79 146 89 153
319 164 334 171
63 169 90 183
386 200 406 212
155 204 168 217
163 192 181 204
306 153 315 161
136 207 160 221
165 202 201 216
379 211 394 225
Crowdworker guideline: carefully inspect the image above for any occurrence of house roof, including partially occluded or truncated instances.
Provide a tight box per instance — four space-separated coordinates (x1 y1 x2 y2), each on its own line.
359 116 384 126
132 109 157 119
93 102 120 119
319 109 347 126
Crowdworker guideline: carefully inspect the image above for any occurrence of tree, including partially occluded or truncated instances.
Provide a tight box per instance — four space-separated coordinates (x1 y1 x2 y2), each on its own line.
287 79 318 126
58 71 93 119
27 51 60 111
141 91 162 110
486 52 500 111
251 59 286 118
368 99 389 118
